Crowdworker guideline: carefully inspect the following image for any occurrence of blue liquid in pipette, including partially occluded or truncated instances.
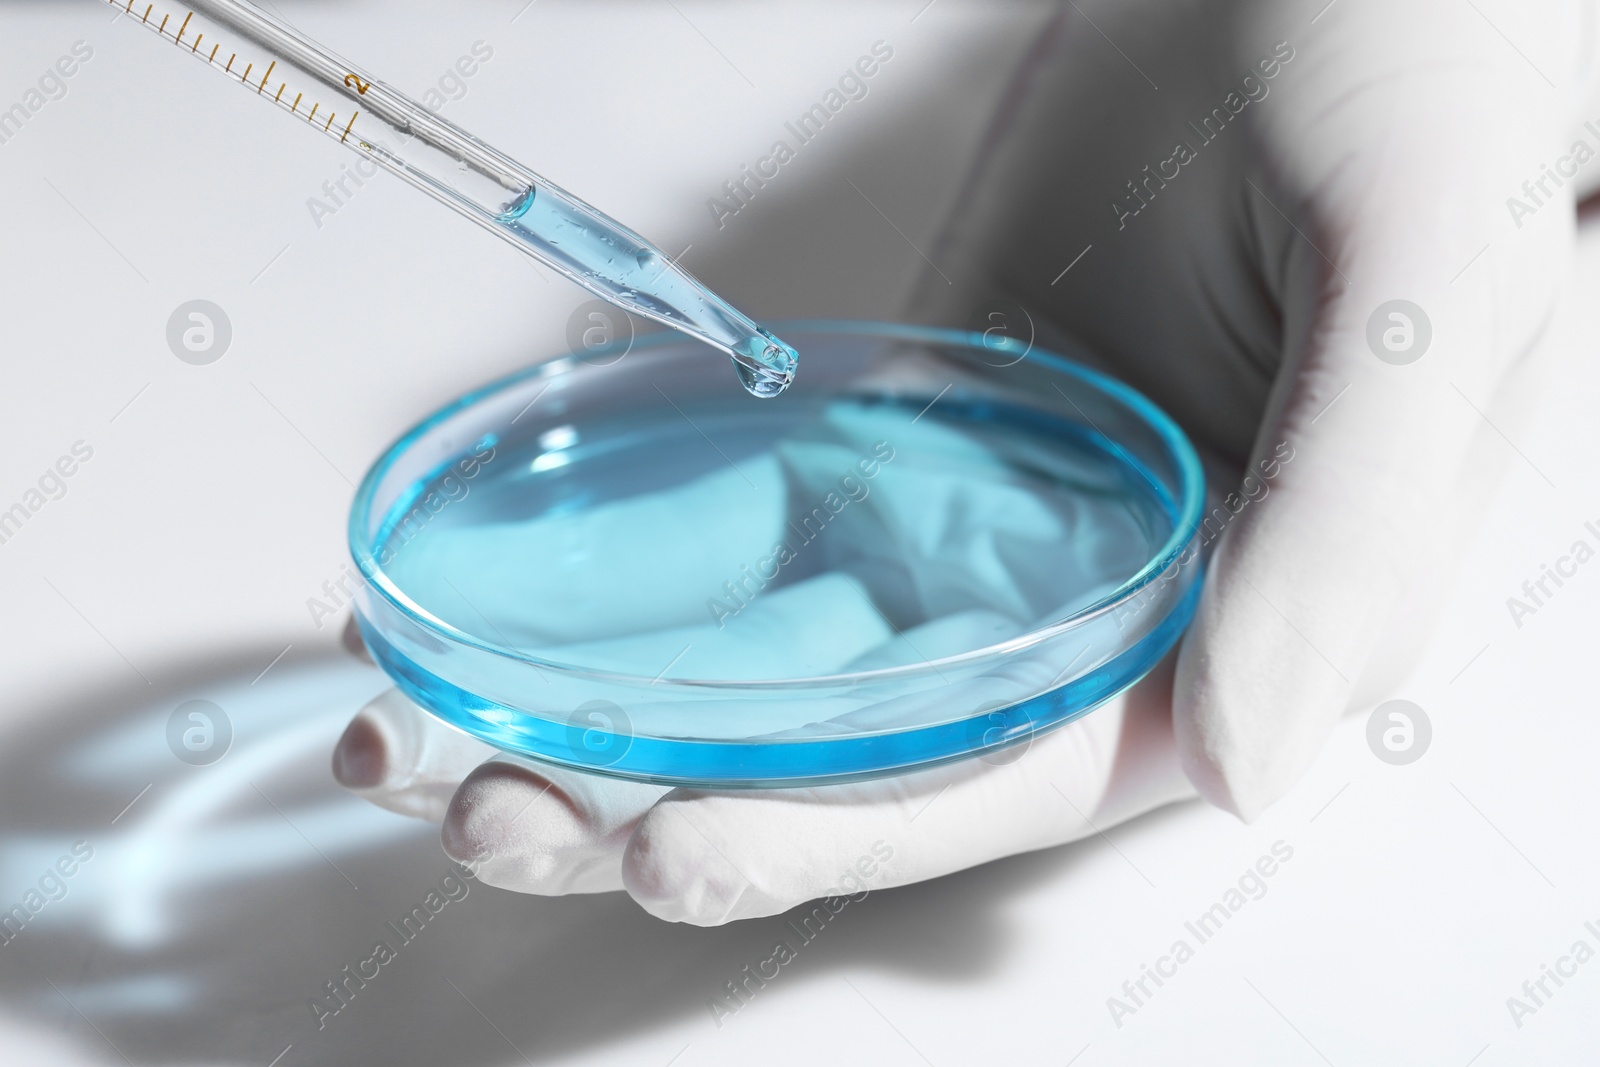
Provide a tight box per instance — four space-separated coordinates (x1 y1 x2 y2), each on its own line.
496 188 798 398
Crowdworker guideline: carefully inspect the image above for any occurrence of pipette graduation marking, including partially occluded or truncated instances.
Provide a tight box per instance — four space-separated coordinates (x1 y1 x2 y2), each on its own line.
105 0 798 397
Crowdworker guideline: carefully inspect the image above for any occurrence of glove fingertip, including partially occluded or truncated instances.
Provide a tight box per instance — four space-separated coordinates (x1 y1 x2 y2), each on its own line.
622 800 757 926
1173 601 1345 823
332 712 387 789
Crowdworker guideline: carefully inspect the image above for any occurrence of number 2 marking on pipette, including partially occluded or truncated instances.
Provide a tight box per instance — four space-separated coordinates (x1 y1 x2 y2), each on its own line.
105 1 363 143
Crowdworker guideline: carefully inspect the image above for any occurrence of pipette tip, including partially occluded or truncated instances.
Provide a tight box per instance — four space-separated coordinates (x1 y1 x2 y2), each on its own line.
731 329 799 399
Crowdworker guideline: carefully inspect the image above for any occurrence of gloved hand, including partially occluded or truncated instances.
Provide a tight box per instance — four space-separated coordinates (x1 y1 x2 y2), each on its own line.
905 0 1594 813
333 0 1594 924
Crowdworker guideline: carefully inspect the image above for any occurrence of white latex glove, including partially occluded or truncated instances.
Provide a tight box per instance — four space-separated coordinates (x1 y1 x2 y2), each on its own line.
904 0 1595 813
334 0 1595 923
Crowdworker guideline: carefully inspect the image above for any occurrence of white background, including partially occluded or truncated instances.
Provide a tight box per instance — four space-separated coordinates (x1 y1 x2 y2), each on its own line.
0 1 1597 1064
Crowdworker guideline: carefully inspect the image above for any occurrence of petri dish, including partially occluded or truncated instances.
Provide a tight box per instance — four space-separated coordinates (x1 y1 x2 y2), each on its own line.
349 322 1205 787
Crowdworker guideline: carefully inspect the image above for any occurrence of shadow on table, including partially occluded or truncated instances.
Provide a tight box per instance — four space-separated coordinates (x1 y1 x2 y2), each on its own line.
0 11 1134 1063
0 640 1178 1065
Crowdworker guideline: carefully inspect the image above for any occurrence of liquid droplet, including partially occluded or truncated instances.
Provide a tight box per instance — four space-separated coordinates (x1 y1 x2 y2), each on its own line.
730 331 798 398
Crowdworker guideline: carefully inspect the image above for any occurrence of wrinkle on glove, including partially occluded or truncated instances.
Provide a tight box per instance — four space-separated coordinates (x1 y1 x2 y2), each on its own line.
777 403 1151 630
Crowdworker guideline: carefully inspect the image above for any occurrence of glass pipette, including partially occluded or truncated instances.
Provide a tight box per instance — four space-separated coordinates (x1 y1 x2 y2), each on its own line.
105 0 798 397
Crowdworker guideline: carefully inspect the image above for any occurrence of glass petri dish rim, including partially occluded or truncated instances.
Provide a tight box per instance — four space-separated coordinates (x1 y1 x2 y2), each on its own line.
348 320 1205 689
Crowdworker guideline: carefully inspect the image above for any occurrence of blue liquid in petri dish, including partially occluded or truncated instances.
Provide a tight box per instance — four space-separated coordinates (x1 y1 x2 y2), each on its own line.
352 323 1205 786
378 395 1169 684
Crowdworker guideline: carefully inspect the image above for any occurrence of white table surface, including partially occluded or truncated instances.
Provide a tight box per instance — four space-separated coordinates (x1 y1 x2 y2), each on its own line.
1 2 1597 1064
